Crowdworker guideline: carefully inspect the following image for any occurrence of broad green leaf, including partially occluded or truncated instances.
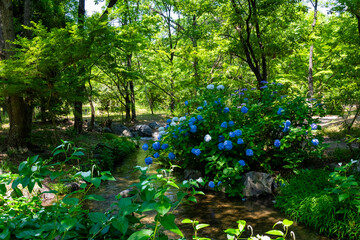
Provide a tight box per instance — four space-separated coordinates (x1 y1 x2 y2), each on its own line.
88 212 107 223
236 220 246 232
339 193 349 202
181 218 193 224
282 219 293 227
266 230 284 236
155 201 171 215
160 214 184 237
188 196 197 203
61 218 77 231
100 171 116 181
196 224 210 230
62 197 79 206
224 228 240 236
0 228 10 240
85 194 105 201
112 216 128 234
128 229 153 240
90 178 101 188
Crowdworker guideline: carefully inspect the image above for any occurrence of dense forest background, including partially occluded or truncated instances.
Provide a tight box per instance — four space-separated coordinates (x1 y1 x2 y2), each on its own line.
0 0 359 149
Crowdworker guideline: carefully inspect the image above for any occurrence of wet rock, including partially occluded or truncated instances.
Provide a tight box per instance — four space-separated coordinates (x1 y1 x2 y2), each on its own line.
134 124 153 137
119 188 135 198
111 123 131 136
184 169 202 180
148 122 160 129
103 127 112 133
242 171 274 197
65 182 81 192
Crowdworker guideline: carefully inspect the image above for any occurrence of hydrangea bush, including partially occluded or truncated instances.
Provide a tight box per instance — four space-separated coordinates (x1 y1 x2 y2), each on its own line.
143 83 325 196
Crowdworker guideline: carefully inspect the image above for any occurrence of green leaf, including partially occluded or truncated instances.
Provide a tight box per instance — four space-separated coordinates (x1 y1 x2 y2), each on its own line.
90 178 101 188
224 228 240 236
282 219 293 227
100 171 116 181
61 218 77 231
181 218 193 224
85 194 105 201
62 197 79 206
128 229 153 240
266 230 284 236
236 220 246 232
0 228 10 240
339 193 350 202
112 216 128 235
88 212 107 223
72 151 84 156
196 224 210 230
0 184 7 194
160 214 184 237
188 196 197 203
50 171 65 181
155 200 171 215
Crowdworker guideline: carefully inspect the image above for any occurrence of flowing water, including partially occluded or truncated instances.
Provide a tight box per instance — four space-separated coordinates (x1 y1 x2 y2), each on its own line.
86 144 331 240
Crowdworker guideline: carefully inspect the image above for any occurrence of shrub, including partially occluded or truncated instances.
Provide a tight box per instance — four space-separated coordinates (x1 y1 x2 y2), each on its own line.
143 83 325 196
275 166 360 239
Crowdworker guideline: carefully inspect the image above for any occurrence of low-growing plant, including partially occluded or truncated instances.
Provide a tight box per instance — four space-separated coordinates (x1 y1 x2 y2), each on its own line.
143 83 325 196
275 166 360 239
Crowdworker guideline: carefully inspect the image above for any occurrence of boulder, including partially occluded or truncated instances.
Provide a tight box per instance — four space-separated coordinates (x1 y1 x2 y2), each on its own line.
134 124 153 137
184 169 202 180
242 171 274 197
111 123 133 137
148 122 160 129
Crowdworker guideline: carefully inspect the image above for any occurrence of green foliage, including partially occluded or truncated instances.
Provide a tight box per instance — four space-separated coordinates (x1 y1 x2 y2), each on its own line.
0 142 204 240
275 166 360 239
92 136 136 170
146 84 325 196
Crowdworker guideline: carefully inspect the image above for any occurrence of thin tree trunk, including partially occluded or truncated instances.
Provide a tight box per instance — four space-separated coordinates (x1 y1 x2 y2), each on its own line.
74 0 85 134
308 0 318 97
23 0 32 38
127 54 136 121
88 79 95 131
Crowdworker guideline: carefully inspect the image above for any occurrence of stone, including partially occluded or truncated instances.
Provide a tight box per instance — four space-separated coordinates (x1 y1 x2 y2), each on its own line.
242 171 274 197
111 123 127 134
103 127 112 133
119 188 135 198
148 122 160 129
184 169 202 180
134 124 153 137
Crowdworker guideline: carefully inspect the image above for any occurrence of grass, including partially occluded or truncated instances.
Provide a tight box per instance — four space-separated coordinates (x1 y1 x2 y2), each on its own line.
275 169 360 239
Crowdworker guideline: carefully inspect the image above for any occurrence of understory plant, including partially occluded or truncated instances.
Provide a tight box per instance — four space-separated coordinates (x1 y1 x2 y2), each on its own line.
0 142 204 239
143 83 325 196
275 162 360 239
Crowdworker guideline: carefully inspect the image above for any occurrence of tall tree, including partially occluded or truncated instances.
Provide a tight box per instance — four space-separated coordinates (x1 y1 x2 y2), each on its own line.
308 0 318 97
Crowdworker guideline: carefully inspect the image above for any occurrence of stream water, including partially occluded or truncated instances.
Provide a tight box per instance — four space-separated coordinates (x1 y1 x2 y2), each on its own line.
86 144 331 240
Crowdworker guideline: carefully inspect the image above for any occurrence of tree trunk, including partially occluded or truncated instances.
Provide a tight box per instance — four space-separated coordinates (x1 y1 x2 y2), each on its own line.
308 0 317 97
356 14 360 38
23 0 32 38
7 96 33 148
87 79 95 131
127 54 136 121
74 0 85 134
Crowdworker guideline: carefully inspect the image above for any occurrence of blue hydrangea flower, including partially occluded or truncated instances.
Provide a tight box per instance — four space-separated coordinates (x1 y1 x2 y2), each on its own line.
237 138 244 144
218 135 225 142
173 134 178 139
285 120 291 127
223 107 230 113
145 157 152 165
165 124 169 130
229 132 236 138
217 85 225 90
191 148 201 156
228 120 234 127
238 160 246 166
241 88 248 91
221 122 228 128
208 181 215 188
277 108 284 115
207 84 214 90
274 139 281 148
152 142 161 151
311 123 317 130
246 149 254 156
235 129 242 137
311 139 319 146
185 100 189 106
251 88 256 90
161 144 169 150
153 152 160 158
218 143 225 150
203 100 207 106
261 80 268 84
142 144 149 151
197 106 203 111
168 152 175 160
224 140 233 150
190 125 197 133
282 127 289 133
241 106 248 114
260 85 268 89
197 115 203 121
239 92 244 95
217 181 222 186
166 119 172 124
189 117 196 123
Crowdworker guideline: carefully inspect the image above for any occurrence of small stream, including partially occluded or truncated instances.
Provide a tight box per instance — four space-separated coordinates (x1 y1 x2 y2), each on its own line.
86 144 330 240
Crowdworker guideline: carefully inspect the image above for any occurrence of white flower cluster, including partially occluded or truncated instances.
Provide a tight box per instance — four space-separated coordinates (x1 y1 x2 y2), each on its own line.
204 134 212 142
179 116 186 121
206 84 214 90
216 85 224 90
